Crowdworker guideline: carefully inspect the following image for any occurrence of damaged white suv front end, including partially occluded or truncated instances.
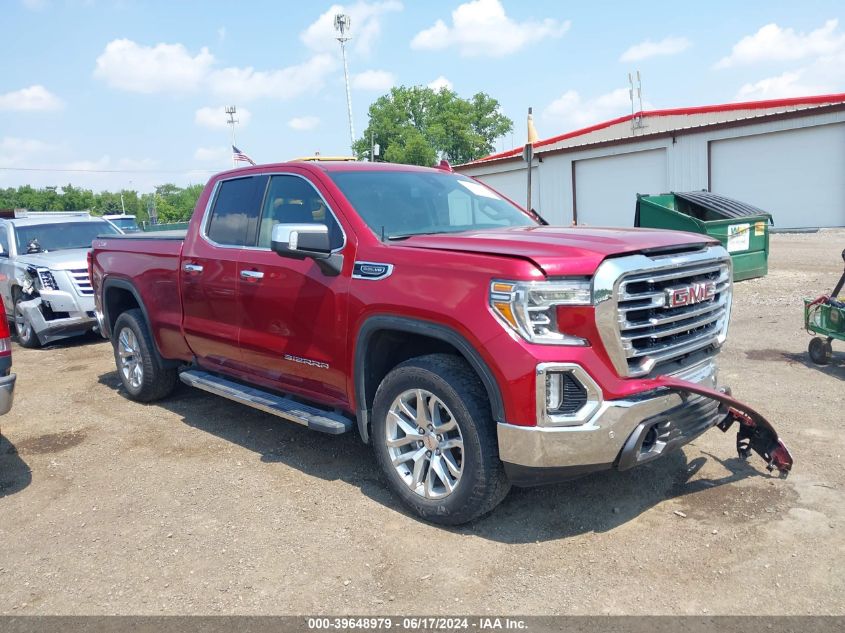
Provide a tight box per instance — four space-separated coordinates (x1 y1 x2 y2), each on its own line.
0 211 122 347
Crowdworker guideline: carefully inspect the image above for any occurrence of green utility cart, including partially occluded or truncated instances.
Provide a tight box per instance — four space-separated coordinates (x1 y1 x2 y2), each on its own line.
803 248 845 365
635 191 773 281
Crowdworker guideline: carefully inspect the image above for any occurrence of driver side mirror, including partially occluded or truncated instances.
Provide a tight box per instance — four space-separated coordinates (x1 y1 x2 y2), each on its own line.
271 223 331 260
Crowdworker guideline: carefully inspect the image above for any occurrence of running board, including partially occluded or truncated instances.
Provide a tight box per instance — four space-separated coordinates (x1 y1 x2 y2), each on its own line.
179 370 353 435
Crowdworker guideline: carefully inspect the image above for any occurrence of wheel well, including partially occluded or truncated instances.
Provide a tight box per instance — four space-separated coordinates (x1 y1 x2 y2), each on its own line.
361 330 460 413
104 286 140 336
357 325 506 444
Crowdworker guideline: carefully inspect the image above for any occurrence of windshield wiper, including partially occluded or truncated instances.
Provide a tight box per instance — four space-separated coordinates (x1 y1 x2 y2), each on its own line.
529 208 549 225
386 230 458 241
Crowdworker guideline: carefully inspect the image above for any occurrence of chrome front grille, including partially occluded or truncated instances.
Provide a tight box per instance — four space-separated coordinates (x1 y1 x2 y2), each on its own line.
68 268 93 296
617 260 731 375
593 245 733 378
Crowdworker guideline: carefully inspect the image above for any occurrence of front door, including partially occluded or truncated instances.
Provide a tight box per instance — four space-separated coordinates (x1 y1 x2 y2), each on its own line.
181 174 268 372
236 173 352 407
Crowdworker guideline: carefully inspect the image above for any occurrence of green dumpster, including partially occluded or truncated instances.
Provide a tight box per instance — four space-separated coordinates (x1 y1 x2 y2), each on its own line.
635 191 773 281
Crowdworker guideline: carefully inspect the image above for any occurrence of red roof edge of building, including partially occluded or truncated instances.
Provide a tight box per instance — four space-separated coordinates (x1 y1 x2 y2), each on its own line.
467 92 845 166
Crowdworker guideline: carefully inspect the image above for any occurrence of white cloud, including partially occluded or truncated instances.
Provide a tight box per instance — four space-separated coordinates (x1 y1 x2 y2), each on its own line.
736 72 808 99
351 69 395 91
94 39 214 93
300 1 403 56
210 54 337 101
0 85 64 111
543 88 645 129
620 36 691 62
411 0 569 58
194 146 230 163
427 75 453 91
0 137 56 165
725 19 845 99
288 116 321 131
217 26 226 42
93 38 338 103
716 19 845 68
194 105 252 129
22 0 47 10
736 51 845 99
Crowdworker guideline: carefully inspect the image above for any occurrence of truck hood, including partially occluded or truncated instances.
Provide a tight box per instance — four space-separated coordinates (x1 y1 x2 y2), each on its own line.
396 226 714 276
15 248 90 271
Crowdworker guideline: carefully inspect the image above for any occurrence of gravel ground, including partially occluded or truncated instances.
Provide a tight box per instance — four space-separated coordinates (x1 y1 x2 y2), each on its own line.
0 230 843 615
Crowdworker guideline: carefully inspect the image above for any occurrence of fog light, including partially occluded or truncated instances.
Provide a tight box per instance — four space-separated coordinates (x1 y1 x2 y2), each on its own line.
545 371 587 416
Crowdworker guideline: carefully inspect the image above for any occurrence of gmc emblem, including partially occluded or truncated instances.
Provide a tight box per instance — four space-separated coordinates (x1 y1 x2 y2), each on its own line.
664 281 717 308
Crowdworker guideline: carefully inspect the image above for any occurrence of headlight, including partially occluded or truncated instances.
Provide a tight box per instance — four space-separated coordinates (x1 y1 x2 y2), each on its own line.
26 266 58 291
37 268 59 290
489 279 591 345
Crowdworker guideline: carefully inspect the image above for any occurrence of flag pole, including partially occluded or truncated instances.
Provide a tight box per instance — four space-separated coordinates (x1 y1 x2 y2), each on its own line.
524 107 539 213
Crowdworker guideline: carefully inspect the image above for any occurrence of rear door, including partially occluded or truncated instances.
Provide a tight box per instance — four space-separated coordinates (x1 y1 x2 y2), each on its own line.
236 172 352 406
180 174 268 371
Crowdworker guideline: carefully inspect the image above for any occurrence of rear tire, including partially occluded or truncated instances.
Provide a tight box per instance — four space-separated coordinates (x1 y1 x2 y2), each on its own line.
371 353 510 525
13 293 41 349
808 337 832 365
112 309 177 402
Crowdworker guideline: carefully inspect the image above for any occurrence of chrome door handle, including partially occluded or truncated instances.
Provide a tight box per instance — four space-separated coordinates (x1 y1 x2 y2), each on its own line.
183 263 203 273
240 270 264 280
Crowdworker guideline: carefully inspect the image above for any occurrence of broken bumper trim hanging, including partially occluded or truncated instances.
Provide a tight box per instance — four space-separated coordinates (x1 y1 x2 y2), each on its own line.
18 298 97 346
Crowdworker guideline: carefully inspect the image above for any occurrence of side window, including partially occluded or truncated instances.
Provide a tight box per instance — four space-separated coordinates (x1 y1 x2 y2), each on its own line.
206 175 268 246
0 226 8 257
257 175 343 250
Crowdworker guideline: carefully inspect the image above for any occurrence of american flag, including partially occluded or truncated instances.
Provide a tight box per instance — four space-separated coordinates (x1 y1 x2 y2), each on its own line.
232 145 256 165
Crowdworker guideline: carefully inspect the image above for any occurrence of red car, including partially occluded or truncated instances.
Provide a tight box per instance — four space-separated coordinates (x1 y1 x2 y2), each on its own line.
90 161 791 524
0 294 17 425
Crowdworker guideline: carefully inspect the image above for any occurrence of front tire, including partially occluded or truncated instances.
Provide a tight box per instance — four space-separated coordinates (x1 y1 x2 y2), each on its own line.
13 294 41 349
112 309 177 402
371 354 510 525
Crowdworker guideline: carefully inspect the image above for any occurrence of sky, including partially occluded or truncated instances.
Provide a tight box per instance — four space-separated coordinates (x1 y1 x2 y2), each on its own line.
1 0 844 193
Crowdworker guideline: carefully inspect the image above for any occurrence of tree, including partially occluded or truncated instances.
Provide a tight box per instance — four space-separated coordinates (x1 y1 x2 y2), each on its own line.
0 183 202 225
353 85 513 166
383 127 438 166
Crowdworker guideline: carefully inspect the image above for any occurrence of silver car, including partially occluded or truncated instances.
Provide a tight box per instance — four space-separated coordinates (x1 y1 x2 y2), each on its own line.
0 211 121 347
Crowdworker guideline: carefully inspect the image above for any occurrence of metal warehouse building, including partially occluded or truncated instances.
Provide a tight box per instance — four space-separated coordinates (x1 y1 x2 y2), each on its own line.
456 94 845 229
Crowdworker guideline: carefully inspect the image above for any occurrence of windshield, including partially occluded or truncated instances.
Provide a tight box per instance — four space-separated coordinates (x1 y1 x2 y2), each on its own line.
110 217 140 232
328 170 537 239
14 221 120 253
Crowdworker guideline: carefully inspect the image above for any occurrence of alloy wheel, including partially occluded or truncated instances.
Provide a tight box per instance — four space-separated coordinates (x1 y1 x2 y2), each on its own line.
385 388 464 499
117 327 144 389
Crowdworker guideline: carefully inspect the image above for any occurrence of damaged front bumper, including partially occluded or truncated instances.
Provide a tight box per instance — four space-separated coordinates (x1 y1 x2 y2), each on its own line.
499 360 793 486
18 297 97 345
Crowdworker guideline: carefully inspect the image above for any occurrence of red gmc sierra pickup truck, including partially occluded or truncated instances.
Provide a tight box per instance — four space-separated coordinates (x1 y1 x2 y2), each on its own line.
90 161 792 524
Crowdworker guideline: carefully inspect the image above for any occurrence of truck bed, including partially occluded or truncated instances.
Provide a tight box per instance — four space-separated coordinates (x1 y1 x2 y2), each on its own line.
97 230 186 240
91 231 189 360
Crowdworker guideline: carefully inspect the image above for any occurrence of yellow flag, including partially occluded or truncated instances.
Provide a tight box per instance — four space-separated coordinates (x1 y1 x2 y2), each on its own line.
527 107 539 145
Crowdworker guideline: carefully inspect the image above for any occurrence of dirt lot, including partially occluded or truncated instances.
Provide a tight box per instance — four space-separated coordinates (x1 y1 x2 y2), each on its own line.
0 230 843 615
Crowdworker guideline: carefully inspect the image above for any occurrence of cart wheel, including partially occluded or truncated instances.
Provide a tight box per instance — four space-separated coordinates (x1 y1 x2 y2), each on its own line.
808 337 832 365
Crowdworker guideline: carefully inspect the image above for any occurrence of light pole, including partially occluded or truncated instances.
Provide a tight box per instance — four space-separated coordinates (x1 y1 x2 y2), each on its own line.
225 105 238 167
334 13 355 154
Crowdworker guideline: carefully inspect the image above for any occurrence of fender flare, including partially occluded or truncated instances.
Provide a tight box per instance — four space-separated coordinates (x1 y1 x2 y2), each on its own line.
354 315 505 442
101 277 178 368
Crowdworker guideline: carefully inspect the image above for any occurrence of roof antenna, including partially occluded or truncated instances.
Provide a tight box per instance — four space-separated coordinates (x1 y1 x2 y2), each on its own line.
637 70 644 114
628 71 644 133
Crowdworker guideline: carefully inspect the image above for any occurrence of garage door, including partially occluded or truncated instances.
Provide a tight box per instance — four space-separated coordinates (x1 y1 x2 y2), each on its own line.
473 167 538 210
575 149 667 227
710 124 845 229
